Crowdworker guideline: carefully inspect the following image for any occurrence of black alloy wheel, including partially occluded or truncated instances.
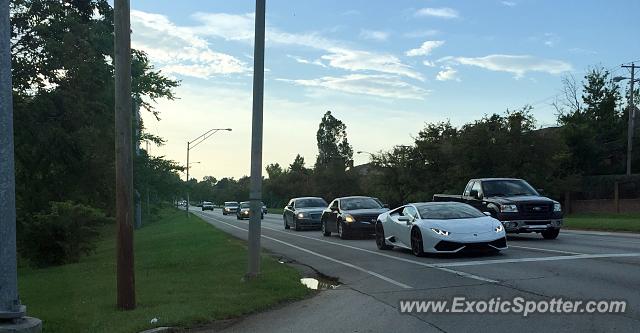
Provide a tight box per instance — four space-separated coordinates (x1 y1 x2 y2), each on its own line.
375 221 393 250
410 228 425 257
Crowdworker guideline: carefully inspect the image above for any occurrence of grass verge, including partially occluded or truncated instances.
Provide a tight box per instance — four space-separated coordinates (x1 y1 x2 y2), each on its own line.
564 213 640 233
267 208 284 215
18 208 310 333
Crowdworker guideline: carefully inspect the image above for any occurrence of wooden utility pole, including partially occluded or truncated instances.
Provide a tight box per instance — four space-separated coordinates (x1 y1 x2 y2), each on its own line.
622 63 636 176
114 0 135 310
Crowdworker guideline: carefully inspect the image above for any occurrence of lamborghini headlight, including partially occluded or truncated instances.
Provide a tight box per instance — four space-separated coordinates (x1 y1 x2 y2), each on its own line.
345 215 356 223
500 204 518 213
495 224 504 233
430 228 450 236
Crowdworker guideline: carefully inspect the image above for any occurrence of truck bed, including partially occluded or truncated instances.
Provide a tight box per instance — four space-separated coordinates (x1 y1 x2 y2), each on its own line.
432 194 464 202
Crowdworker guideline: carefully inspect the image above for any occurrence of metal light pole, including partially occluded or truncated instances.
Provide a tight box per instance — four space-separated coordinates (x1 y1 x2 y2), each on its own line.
185 129 231 217
0 0 42 330
615 63 638 176
247 0 266 279
0 0 22 321
114 0 135 310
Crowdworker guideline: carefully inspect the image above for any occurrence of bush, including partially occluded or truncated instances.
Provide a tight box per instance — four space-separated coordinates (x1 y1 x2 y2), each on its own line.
21 201 112 267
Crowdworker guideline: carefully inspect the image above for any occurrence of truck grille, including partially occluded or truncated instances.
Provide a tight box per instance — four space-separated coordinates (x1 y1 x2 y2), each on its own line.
518 203 553 220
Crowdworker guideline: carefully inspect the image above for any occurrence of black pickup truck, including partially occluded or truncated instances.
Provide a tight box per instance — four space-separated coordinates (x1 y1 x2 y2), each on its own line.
433 178 563 239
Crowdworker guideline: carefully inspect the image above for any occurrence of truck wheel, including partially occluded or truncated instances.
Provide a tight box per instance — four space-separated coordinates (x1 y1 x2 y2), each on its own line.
541 228 560 239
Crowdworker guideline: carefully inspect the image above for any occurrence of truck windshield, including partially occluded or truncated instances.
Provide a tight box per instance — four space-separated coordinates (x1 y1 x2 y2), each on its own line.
482 180 538 197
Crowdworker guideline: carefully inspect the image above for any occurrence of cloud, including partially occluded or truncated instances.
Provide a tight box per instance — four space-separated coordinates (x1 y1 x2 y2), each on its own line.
443 54 572 78
132 9 424 98
321 48 424 81
278 74 429 100
543 32 559 47
415 7 459 19
190 12 421 81
501 1 517 7
190 12 255 41
436 66 459 81
423 60 436 67
341 9 361 16
131 10 249 78
406 40 445 57
287 55 328 68
360 29 390 41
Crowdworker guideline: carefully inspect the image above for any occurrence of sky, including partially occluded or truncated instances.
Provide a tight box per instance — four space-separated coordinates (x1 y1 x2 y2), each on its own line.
130 0 640 181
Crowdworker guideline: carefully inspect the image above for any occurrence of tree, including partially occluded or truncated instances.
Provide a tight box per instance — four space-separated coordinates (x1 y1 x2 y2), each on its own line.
315 111 353 169
290 154 306 172
557 68 624 176
11 0 179 216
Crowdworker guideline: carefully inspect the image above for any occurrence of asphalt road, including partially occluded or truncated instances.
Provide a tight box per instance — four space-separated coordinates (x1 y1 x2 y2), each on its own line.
187 207 640 333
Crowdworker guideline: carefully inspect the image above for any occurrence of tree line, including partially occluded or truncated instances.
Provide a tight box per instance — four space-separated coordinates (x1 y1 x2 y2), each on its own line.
189 68 638 209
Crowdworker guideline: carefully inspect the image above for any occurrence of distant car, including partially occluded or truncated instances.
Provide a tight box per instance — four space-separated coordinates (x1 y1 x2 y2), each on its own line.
223 201 239 215
321 196 389 239
376 202 507 256
236 201 264 220
283 197 328 231
201 201 214 211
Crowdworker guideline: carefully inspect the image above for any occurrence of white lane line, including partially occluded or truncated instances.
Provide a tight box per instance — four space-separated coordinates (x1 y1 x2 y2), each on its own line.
198 212 499 284
195 212 413 289
508 245 585 255
433 252 640 268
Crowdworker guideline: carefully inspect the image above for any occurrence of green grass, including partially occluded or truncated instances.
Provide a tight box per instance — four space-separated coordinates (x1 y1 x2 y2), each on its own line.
267 208 284 215
18 208 310 333
565 213 640 232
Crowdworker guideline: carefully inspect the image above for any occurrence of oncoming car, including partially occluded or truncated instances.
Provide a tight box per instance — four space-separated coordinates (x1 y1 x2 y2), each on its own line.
321 196 389 239
222 201 239 215
375 202 507 256
236 201 264 220
283 197 328 231
201 201 214 211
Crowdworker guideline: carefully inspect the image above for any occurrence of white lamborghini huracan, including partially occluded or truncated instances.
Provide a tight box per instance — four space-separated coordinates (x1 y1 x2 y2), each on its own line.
375 202 507 256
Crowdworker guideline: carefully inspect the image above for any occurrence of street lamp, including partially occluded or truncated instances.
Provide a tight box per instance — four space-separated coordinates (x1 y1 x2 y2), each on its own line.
613 75 637 175
185 128 232 216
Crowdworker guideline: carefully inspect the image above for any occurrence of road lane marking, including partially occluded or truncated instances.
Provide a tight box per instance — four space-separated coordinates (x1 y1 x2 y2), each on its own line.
508 245 585 255
197 211 499 284
432 252 640 268
195 212 413 289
